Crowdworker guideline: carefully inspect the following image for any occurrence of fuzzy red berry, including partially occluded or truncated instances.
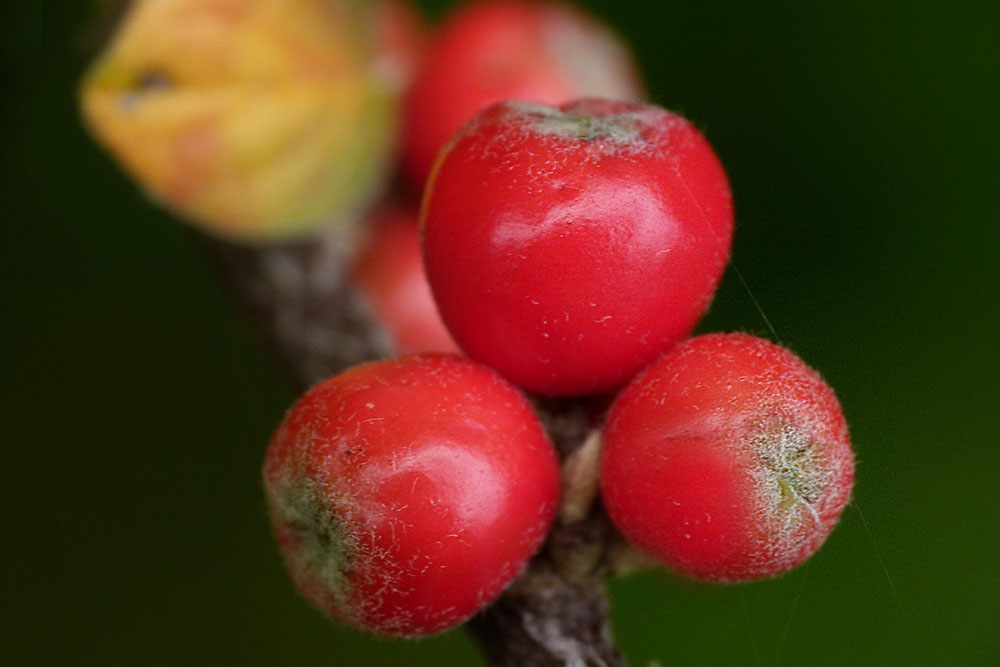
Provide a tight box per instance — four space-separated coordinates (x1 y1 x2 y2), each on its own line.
600 333 855 583
401 0 643 189
352 203 460 355
421 98 734 396
263 355 560 636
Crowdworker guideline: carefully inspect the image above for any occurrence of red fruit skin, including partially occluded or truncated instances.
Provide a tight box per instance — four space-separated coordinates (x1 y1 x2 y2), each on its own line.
422 98 734 396
352 203 461 355
263 355 561 637
373 0 427 96
401 0 643 189
600 333 856 583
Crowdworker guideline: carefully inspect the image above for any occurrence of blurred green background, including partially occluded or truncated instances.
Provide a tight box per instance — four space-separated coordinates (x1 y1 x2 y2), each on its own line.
4 1 997 665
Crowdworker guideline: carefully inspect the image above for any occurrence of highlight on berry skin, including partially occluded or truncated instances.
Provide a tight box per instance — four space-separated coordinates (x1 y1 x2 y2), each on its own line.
262 354 561 637
599 333 855 583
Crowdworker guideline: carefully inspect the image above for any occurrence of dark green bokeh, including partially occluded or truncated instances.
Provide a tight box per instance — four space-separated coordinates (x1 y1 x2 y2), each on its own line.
3 1 997 665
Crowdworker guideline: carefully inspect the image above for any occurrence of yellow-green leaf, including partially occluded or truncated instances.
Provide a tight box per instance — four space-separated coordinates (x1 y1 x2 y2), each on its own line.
80 0 396 243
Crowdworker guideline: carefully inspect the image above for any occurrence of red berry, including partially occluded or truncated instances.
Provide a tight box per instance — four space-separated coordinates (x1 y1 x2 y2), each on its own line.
401 0 643 189
422 98 734 396
263 355 560 636
600 333 855 583
352 203 460 355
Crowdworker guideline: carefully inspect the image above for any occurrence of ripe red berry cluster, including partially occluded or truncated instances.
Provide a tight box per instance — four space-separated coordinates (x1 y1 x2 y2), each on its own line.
264 0 855 639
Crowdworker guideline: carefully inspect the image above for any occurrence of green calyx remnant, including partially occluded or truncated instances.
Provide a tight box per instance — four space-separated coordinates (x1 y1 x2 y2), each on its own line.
747 411 826 527
541 114 629 142
507 101 644 147
277 477 355 603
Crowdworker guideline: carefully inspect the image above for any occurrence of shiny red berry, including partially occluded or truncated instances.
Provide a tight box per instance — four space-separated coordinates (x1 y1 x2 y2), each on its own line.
600 333 856 582
352 203 460 355
263 355 560 636
401 0 643 189
422 98 733 396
